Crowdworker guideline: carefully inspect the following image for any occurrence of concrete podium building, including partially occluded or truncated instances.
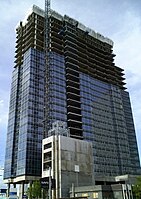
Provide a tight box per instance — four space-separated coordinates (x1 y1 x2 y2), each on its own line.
4 4 140 196
42 129 94 197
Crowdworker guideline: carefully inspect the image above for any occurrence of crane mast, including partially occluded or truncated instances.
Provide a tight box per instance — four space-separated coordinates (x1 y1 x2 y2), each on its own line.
44 0 51 137
45 0 50 51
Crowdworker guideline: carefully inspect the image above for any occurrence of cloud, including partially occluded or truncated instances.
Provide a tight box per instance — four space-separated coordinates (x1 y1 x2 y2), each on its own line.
0 100 8 124
0 103 4 123
0 100 4 107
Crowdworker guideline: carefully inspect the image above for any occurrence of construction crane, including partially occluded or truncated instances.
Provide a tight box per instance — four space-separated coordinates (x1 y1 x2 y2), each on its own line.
44 0 51 137
44 3 52 199
45 0 50 52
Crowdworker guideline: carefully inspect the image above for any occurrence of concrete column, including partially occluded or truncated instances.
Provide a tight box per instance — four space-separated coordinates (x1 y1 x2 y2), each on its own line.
22 182 25 197
13 183 16 188
55 136 59 199
71 183 75 197
7 183 10 197
19 182 24 199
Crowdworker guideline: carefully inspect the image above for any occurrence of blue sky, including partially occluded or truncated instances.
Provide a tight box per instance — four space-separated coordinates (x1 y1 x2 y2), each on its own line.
0 0 141 180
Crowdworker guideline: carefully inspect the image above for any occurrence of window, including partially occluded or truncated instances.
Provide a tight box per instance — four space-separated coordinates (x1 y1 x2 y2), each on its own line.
93 192 98 198
43 162 51 170
44 151 52 161
44 142 52 150
82 193 88 197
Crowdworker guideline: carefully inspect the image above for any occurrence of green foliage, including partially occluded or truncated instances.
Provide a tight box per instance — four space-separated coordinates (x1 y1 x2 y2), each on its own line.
27 184 33 199
27 181 41 199
132 176 141 199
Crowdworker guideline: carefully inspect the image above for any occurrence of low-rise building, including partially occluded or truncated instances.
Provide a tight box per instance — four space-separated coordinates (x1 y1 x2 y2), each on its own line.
42 122 94 198
70 184 133 199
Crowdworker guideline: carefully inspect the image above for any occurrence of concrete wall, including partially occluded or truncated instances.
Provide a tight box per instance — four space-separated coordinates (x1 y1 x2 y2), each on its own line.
58 136 94 197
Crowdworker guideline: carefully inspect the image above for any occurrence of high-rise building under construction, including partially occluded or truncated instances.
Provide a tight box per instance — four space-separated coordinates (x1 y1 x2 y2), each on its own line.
4 5 140 185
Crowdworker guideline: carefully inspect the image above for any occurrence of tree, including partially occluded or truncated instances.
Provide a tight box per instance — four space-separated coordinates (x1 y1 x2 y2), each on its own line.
32 181 41 199
132 176 141 199
27 183 33 199
27 181 42 199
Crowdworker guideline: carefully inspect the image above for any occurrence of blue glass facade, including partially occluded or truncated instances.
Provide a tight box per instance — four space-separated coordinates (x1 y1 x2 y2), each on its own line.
4 48 45 178
121 90 141 174
80 72 133 176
